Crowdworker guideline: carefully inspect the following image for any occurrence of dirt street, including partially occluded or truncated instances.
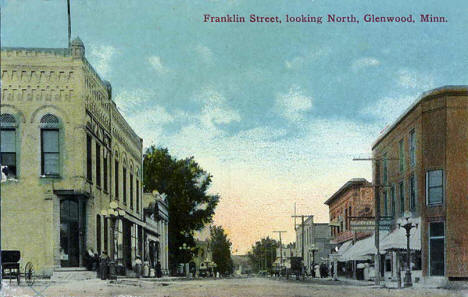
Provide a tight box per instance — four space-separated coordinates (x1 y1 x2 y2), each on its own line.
1 277 467 297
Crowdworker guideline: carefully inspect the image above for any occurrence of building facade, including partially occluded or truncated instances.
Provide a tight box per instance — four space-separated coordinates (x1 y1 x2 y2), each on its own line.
0 39 145 276
295 216 332 274
143 192 169 276
372 86 468 283
324 178 375 245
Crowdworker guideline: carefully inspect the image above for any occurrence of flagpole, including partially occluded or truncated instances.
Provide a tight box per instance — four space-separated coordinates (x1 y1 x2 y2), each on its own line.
67 0 71 47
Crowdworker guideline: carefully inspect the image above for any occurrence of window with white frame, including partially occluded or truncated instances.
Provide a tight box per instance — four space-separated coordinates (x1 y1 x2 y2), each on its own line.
426 170 443 205
1 114 17 178
40 114 60 176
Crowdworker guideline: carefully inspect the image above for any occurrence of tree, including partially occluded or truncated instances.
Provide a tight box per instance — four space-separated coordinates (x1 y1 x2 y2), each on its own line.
143 146 219 273
248 237 279 273
210 225 234 275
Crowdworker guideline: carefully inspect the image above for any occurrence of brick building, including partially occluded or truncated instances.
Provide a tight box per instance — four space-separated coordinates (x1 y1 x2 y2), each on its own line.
324 178 375 245
372 86 468 283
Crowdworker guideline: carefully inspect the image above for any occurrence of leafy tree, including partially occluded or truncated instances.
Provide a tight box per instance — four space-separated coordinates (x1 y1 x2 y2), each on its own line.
210 225 234 275
143 146 219 273
247 237 279 273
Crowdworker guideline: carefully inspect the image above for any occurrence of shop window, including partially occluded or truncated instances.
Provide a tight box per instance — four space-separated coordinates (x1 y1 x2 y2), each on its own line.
429 222 445 276
426 170 443 205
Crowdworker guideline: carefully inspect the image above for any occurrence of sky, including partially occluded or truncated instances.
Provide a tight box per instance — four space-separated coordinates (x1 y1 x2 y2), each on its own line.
2 0 468 254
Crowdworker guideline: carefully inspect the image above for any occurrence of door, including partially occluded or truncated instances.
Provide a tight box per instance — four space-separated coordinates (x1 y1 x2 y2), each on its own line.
60 199 80 267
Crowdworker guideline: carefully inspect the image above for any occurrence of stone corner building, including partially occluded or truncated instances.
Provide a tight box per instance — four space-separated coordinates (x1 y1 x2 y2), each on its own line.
372 86 468 284
0 38 155 277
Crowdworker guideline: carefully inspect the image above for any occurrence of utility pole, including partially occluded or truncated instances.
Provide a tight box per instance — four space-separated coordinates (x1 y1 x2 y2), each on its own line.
273 231 286 276
292 214 313 279
67 0 71 47
0 6 3 290
353 157 398 286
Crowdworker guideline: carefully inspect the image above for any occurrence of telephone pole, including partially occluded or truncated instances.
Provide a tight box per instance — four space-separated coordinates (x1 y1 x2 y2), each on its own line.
273 231 286 276
291 214 313 279
353 157 398 286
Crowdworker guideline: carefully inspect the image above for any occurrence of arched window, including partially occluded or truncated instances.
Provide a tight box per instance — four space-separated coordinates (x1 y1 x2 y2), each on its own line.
40 114 60 176
1 114 17 178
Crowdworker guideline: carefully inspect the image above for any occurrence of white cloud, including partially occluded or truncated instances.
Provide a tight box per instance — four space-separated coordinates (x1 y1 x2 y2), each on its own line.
88 45 117 78
285 48 331 70
397 69 434 90
274 85 313 122
195 87 241 130
351 57 380 72
361 95 416 125
148 56 169 74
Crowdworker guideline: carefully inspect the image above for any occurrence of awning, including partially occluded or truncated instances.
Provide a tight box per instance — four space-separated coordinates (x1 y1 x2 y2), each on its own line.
340 236 376 261
380 217 421 251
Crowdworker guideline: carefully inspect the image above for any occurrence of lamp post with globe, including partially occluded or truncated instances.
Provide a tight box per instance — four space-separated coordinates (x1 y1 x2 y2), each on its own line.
179 243 191 277
398 211 418 288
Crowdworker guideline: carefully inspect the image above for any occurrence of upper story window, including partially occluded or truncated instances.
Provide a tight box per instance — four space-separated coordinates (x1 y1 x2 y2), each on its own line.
115 159 119 199
86 134 92 182
40 114 60 176
391 184 396 217
123 166 127 205
1 114 17 179
383 153 388 185
426 170 443 205
409 130 416 167
399 139 405 172
399 181 405 214
383 190 388 216
410 174 416 211
103 150 108 192
96 142 101 188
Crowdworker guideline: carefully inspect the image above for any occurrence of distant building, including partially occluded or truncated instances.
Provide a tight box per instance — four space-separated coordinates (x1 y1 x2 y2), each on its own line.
232 255 252 275
274 243 296 272
324 178 375 280
372 86 468 285
143 192 169 275
295 216 332 274
324 178 374 245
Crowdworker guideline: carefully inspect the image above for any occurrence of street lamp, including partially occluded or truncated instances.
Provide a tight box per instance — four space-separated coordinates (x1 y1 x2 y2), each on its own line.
179 243 191 277
398 212 418 288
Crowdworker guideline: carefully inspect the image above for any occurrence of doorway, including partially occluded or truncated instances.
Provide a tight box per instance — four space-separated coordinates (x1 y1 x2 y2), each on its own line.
60 199 85 267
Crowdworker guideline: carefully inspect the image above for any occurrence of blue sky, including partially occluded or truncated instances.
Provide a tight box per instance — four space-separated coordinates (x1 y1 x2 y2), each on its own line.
3 0 467 253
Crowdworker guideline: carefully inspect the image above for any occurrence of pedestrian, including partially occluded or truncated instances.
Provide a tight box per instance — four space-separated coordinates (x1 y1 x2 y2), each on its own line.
156 261 162 278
